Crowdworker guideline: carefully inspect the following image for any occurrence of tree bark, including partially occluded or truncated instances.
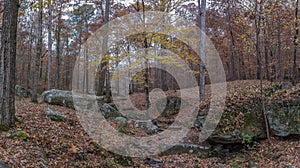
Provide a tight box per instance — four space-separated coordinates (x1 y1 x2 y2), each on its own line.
275 1 283 82
255 0 270 142
47 0 53 89
141 0 150 111
55 7 62 89
293 0 299 84
0 0 19 129
228 1 236 81
198 0 206 100
96 0 110 97
32 0 43 103
27 21 34 89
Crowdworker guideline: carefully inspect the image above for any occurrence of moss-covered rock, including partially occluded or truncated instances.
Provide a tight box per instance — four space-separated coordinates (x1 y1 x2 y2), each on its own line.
42 89 75 109
267 85 300 137
201 83 284 144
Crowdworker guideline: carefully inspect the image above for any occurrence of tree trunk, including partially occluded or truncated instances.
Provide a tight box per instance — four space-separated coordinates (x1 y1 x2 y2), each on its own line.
65 35 70 89
293 0 299 84
263 18 270 81
55 7 62 89
141 0 150 111
47 0 53 89
0 0 19 129
228 1 236 81
27 22 34 89
198 0 206 100
255 0 270 142
276 2 283 82
96 0 110 97
32 0 43 103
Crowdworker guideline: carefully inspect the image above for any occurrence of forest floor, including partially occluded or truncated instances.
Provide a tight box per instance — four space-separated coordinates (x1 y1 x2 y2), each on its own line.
0 80 300 167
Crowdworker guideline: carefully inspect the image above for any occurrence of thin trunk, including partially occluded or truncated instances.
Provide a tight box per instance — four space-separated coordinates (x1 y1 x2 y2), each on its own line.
276 6 283 82
263 20 270 81
19 43 25 86
255 0 270 143
96 0 110 97
47 0 53 89
32 0 43 103
228 1 236 81
141 0 150 111
293 0 299 84
161 46 167 91
27 24 34 89
55 8 62 89
263 31 270 80
198 0 206 100
65 36 70 89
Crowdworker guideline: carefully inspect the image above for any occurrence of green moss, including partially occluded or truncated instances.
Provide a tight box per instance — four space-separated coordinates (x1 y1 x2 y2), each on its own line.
7 130 27 140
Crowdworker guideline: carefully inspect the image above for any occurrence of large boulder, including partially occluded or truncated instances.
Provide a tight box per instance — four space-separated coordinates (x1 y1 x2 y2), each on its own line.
198 97 267 144
15 85 31 98
45 108 67 122
204 83 298 144
266 86 300 137
42 90 74 109
196 83 284 144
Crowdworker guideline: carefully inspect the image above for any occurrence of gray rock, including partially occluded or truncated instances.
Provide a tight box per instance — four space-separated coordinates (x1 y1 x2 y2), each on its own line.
144 158 163 167
280 82 293 90
198 99 267 144
160 143 211 155
213 144 223 153
249 161 259 168
217 163 226 168
15 85 31 98
0 162 10 168
193 115 206 130
45 108 67 122
267 99 300 137
209 130 243 144
134 120 159 134
42 90 74 109
114 117 128 125
100 103 123 119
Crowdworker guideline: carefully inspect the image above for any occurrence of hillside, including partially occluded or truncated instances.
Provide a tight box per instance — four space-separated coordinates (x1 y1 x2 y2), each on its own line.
0 80 299 167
